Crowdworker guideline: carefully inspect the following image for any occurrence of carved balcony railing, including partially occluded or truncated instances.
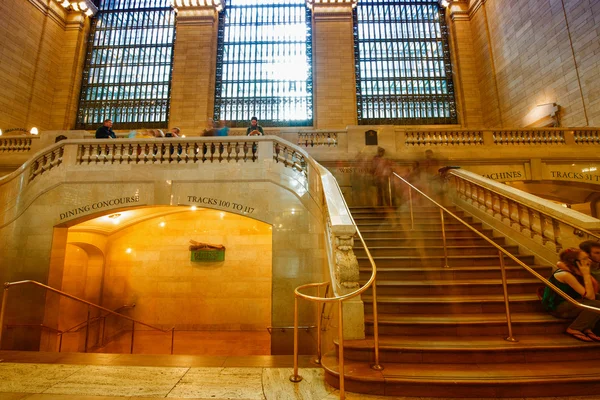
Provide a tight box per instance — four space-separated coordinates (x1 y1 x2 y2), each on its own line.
573 129 600 145
446 169 600 259
492 129 565 145
297 131 340 148
2 128 600 166
405 130 484 146
0 137 34 153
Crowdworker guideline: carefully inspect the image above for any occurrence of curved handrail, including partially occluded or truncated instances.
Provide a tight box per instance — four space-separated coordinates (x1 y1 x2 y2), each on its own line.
391 172 600 319
289 172 381 400
0 280 175 353
447 169 600 240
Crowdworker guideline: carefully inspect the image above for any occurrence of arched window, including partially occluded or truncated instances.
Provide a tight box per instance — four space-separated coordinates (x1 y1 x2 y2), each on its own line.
76 0 176 129
214 0 313 127
354 0 457 124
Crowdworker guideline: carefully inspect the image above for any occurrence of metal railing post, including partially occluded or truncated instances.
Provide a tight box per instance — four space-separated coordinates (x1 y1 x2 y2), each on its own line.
0 286 8 349
289 295 302 383
499 250 518 342
408 187 414 230
370 282 383 371
171 327 175 355
440 209 449 268
315 286 322 365
338 301 345 400
130 321 135 354
387 176 393 206
84 305 91 353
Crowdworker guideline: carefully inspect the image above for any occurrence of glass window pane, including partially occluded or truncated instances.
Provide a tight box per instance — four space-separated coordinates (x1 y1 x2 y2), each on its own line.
214 0 313 127
76 0 175 129
354 0 457 125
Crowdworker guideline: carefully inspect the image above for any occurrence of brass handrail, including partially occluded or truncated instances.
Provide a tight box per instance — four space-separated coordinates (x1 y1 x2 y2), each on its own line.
289 176 381 400
447 170 600 241
392 172 600 342
0 280 175 354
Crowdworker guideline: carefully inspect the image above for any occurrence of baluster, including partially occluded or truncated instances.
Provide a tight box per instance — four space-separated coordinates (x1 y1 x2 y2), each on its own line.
492 194 502 220
552 219 562 252
471 184 479 206
529 210 543 245
226 142 233 162
541 214 556 246
210 143 216 163
484 190 494 215
518 204 531 236
508 201 520 230
500 197 511 226
464 182 472 204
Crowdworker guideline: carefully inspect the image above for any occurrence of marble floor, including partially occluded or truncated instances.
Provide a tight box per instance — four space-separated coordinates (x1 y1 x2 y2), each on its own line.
0 352 598 400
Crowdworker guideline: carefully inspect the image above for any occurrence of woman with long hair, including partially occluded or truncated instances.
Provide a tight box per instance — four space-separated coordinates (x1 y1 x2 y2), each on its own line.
542 248 600 342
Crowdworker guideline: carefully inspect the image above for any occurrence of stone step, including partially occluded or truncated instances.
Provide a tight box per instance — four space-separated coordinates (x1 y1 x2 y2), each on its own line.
364 313 568 336
350 206 453 213
354 245 519 257
363 278 541 296
358 228 494 239
334 334 600 364
357 254 535 268
355 221 483 230
359 265 552 281
352 214 469 225
362 293 544 314
361 236 506 247
321 355 600 397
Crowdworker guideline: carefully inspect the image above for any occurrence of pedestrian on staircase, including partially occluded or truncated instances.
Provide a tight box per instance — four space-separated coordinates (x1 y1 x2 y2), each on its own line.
541 248 600 342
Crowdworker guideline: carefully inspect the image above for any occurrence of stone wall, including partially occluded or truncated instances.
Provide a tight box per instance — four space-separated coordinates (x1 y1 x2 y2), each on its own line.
470 0 600 127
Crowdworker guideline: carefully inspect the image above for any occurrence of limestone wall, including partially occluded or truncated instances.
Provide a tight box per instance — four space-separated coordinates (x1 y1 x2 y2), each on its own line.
470 0 600 127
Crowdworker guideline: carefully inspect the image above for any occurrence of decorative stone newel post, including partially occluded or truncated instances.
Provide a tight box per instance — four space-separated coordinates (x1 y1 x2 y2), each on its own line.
334 235 359 292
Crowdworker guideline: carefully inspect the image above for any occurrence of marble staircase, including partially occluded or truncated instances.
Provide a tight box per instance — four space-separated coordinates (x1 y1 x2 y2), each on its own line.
321 205 600 397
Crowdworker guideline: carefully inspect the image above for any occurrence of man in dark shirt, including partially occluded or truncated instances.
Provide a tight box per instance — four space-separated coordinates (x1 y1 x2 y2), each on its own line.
246 116 264 136
95 119 116 139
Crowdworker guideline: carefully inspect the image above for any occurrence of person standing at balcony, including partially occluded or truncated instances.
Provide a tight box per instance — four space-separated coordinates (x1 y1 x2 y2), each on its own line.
95 119 116 139
166 127 181 138
542 248 600 342
246 116 264 136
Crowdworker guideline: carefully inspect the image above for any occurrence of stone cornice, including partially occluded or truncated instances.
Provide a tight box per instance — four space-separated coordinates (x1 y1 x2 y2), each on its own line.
171 0 224 12
311 3 354 22
27 0 97 29
446 0 470 22
175 7 218 26
469 0 485 17
65 12 87 32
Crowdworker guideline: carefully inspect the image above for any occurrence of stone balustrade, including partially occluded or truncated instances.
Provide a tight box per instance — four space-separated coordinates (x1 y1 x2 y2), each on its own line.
0 136 360 336
446 169 600 262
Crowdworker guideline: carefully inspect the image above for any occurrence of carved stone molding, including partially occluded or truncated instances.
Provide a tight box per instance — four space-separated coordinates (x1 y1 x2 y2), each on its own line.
334 235 359 292
176 7 218 26
311 3 354 22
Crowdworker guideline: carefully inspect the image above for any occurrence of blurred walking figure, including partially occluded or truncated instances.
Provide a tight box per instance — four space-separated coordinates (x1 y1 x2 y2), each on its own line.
372 147 392 206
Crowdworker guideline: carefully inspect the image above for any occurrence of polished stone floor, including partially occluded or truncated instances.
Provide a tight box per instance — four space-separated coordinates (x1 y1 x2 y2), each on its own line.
0 352 598 400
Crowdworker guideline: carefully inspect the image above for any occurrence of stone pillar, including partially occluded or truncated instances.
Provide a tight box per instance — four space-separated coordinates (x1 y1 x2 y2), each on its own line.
169 6 220 136
311 2 357 129
444 0 483 128
51 13 92 129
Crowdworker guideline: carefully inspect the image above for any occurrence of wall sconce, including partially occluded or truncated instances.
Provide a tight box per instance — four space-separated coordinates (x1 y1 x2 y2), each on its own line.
30 127 39 135
523 103 560 128
440 0 450 7
0 129 3 136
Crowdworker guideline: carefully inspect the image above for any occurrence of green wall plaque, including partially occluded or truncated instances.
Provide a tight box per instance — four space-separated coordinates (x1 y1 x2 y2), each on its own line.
190 249 225 262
